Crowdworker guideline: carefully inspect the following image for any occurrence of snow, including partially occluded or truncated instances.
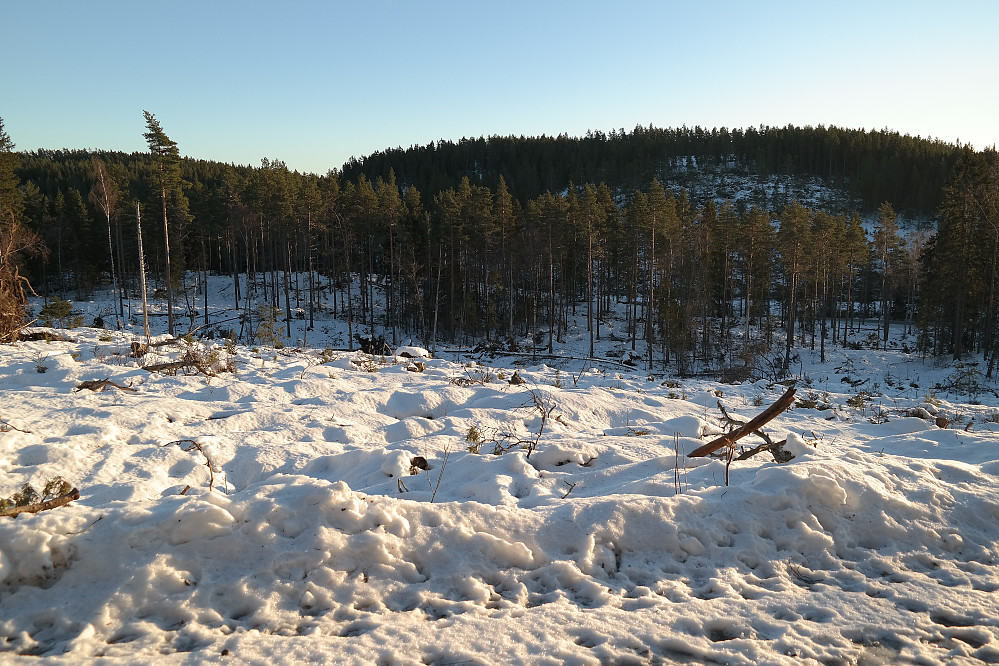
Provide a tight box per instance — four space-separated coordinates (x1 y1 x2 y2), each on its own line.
1 286 998 663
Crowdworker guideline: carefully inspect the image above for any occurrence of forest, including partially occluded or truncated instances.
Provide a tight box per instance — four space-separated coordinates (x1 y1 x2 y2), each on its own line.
1 117 998 376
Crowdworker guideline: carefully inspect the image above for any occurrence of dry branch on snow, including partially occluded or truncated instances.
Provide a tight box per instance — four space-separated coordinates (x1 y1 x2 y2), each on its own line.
688 385 796 458
74 378 137 393
0 488 80 518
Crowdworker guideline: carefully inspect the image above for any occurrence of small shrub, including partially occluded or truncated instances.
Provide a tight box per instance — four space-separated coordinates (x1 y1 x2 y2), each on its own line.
38 298 84 329
846 391 872 410
255 305 283 348
354 333 389 355
796 390 832 411
948 363 985 402
466 425 483 453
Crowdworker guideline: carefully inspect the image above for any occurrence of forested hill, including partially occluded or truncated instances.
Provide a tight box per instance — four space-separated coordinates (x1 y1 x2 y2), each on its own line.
3 114 998 367
14 125 973 219
341 124 972 217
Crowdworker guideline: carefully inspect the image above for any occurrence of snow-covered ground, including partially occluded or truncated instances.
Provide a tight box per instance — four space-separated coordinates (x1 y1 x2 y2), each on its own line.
1 282 998 664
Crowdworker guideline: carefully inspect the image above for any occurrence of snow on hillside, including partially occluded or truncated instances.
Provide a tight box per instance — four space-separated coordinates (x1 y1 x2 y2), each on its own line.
1 286 998 664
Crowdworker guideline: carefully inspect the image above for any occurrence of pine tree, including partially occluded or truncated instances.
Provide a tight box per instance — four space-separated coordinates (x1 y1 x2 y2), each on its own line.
375 171 403 343
0 117 45 342
872 202 906 347
737 206 776 351
778 200 811 373
0 119 21 226
142 111 187 336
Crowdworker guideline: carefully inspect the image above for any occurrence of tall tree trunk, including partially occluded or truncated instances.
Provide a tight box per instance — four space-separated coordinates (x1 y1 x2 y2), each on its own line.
159 172 174 336
284 241 293 339
136 202 151 341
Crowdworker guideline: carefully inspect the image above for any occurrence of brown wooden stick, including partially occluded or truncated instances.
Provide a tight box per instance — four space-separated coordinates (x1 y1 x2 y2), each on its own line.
0 419 31 434
688 385 796 458
0 488 81 518
74 378 137 393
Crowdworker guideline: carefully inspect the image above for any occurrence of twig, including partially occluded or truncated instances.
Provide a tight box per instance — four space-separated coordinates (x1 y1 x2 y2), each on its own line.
560 481 577 499
716 401 743 427
518 387 557 458
0 419 31 434
429 443 451 503
163 439 224 493
67 514 104 534
673 433 687 494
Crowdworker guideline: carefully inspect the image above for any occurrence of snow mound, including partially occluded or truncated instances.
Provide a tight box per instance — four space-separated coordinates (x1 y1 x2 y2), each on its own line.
1 328 998 664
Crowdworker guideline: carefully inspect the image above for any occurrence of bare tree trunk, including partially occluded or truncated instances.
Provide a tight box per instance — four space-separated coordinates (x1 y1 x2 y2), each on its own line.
159 172 174 336
136 202 151 341
283 241 292 339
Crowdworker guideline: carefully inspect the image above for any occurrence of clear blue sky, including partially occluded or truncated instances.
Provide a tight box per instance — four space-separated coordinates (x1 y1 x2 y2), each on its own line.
3 1 997 175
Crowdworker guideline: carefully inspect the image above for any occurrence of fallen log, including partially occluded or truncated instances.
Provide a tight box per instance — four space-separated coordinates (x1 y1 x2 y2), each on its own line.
143 359 214 376
0 488 81 518
143 359 199 373
17 328 75 343
688 385 796 458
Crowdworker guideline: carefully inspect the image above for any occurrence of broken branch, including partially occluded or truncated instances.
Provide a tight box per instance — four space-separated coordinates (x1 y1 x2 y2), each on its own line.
74 378 137 393
734 439 792 463
0 488 81 518
688 385 796 458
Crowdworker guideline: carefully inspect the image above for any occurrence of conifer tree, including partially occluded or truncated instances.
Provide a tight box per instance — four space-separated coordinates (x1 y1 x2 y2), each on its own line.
494 176 516 337
0 117 44 342
778 200 811 372
737 206 776 351
63 188 93 297
142 111 187 336
872 202 906 347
